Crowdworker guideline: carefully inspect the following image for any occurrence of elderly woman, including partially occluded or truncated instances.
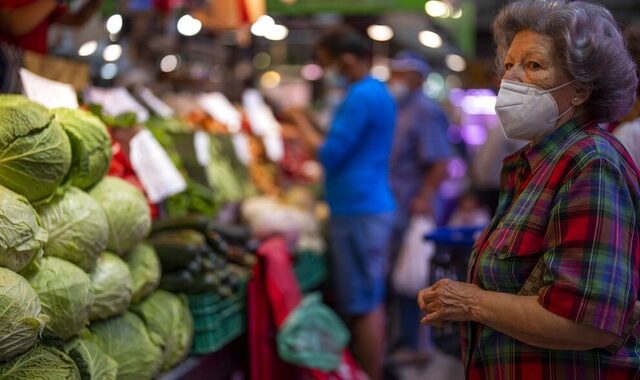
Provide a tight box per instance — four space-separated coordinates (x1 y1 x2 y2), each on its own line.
418 1 640 378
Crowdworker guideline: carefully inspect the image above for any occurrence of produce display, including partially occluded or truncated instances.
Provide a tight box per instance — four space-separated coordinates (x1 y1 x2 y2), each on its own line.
0 95 195 379
124 243 161 304
90 312 163 380
89 252 133 321
131 290 193 371
0 268 47 362
0 89 328 377
37 187 109 272
0 345 81 380
0 96 71 203
26 256 93 340
0 185 48 273
151 216 255 296
54 108 112 190
64 336 118 380
89 176 152 255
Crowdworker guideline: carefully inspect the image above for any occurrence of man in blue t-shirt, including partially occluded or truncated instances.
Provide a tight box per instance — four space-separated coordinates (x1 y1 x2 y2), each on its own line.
291 26 396 380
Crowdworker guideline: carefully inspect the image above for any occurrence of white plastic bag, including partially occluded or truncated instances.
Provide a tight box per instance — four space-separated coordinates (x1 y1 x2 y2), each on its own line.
392 216 437 296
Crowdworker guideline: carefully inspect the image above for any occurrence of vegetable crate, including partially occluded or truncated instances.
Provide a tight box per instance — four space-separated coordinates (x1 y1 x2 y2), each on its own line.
293 250 328 293
187 280 247 354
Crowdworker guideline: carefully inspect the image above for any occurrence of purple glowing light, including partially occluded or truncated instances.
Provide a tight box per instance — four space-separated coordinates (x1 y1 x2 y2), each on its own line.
461 124 487 145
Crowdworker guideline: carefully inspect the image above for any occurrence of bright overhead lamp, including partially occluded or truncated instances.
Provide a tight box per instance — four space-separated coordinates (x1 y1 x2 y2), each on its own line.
367 24 394 42
419 30 443 48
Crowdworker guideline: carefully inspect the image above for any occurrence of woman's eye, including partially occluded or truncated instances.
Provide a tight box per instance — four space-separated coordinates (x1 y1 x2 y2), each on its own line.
527 61 542 70
504 63 514 70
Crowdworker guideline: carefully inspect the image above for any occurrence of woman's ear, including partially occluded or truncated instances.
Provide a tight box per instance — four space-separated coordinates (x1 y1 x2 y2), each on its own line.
572 83 592 106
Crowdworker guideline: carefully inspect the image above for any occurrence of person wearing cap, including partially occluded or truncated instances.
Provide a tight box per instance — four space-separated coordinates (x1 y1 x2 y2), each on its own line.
387 51 455 362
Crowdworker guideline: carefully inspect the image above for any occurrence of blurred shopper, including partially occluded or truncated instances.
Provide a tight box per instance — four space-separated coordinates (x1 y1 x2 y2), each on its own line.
417 1 640 378
0 0 101 54
386 51 454 363
613 24 640 167
290 26 396 380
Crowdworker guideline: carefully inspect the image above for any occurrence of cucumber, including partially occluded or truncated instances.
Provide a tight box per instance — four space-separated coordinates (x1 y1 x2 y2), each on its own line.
151 215 211 235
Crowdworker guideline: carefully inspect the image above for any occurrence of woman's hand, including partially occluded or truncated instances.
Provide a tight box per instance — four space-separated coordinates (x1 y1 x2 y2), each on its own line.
417 278 481 326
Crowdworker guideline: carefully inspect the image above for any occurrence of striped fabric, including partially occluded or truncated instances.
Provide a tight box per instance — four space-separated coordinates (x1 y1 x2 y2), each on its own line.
463 119 640 379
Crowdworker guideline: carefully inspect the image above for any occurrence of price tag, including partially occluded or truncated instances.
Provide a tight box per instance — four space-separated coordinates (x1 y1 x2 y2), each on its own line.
129 129 187 203
232 133 252 166
198 92 241 131
194 131 211 166
242 89 284 162
85 87 149 123
20 68 79 109
136 87 174 118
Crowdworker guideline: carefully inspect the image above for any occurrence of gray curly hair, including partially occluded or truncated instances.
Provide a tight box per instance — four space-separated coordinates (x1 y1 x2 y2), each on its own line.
492 0 638 122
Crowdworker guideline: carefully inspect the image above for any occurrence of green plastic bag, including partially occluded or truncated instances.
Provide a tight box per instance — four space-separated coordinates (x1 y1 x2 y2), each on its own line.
276 293 350 372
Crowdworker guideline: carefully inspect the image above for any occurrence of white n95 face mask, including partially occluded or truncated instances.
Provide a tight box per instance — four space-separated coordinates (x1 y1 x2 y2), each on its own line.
495 79 575 141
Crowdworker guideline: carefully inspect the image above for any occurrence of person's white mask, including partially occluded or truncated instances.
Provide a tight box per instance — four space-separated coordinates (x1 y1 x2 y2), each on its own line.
495 79 575 141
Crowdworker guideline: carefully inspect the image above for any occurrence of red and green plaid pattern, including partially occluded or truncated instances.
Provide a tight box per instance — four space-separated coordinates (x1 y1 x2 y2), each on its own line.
464 120 640 379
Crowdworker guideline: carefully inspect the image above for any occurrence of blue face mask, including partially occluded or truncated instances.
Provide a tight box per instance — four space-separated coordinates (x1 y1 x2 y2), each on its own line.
324 67 349 89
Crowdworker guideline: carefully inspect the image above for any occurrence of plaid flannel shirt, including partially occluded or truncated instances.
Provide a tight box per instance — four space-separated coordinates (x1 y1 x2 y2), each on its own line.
463 120 640 379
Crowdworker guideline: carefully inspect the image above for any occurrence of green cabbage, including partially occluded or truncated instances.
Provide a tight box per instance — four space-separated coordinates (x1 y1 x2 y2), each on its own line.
37 187 109 273
132 290 193 371
89 177 151 255
0 268 48 362
0 345 81 380
90 312 162 380
90 252 133 321
0 95 71 203
54 108 112 190
125 243 161 304
64 336 118 380
0 185 48 273
26 257 93 340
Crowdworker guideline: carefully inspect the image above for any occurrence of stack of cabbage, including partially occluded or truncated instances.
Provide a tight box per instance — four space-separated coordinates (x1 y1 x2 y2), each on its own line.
0 95 193 379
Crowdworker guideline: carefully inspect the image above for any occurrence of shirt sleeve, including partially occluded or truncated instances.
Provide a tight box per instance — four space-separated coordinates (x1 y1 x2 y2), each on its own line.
318 90 368 173
414 102 454 165
538 158 640 335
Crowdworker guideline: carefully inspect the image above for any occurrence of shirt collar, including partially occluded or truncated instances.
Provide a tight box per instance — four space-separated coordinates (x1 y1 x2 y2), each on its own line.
504 119 597 171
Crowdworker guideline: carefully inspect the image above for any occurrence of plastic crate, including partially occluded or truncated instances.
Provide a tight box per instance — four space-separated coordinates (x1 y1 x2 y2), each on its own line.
293 250 328 293
187 281 247 355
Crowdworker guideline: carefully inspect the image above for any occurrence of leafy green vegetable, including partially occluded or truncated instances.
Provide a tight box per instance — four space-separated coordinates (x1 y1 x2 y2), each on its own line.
64 336 118 380
90 252 133 321
0 95 72 203
0 185 48 273
0 345 81 380
90 312 162 380
89 176 151 255
131 290 193 371
26 257 93 340
37 187 109 272
124 243 160 304
0 268 48 362
88 104 137 129
54 108 112 190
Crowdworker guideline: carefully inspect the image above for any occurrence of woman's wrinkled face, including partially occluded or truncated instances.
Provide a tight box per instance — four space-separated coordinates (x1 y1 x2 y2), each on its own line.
503 30 575 113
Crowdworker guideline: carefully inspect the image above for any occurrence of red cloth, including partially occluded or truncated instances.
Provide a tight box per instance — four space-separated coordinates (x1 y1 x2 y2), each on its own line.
0 0 66 53
247 236 299 380
247 237 369 380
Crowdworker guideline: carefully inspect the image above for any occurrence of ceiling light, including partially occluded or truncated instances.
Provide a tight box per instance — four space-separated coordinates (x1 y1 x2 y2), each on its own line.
260 71 281 89
100 63 118 80
446 54 467 72
265 24 289 41
103 44 122 62
160 55 180 73
177 15 202 37
367 24 394 42
419 30 443 48
251 15 275 37
106 14 123 34
78 40 97 57
452 8 463 19
425 1 448 17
